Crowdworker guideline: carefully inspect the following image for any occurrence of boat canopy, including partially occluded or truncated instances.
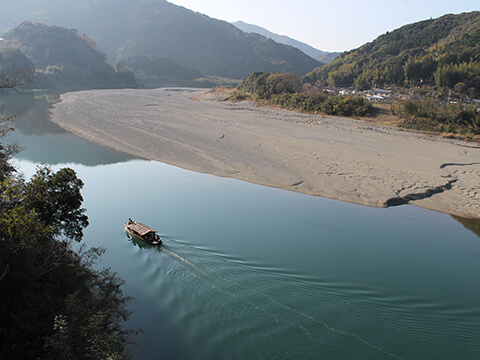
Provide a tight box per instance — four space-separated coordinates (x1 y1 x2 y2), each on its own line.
127 222 157 236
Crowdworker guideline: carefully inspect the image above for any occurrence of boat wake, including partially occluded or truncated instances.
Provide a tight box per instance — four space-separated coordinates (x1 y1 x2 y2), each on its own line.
160 240 406 360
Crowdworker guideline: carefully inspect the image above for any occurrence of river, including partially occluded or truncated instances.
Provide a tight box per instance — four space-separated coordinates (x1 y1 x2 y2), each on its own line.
4 91 480 359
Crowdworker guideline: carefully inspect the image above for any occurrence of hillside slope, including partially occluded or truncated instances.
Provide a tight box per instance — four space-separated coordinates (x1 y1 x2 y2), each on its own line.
307 11 480 95
0 0 321 79
0 21 136 89
232 21 340 63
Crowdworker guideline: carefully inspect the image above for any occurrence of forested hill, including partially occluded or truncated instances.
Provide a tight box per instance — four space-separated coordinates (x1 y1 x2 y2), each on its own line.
0 0 321 79
0 21 136 89
1 22 107 69
307 11 480 95
112 0 321 78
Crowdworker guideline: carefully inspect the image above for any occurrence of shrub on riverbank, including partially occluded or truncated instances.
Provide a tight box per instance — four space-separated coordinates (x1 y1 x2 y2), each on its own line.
398 99 480 138
234 72 373 117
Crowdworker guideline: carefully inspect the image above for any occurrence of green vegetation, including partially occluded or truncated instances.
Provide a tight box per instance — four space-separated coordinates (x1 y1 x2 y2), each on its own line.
397 100 480 139
0 21 137 89
192 76 241 88
307 12 480 97
0 75 136 359
235 72 373 117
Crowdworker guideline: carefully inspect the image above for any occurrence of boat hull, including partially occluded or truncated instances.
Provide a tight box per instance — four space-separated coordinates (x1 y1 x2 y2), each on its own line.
125 227 162 246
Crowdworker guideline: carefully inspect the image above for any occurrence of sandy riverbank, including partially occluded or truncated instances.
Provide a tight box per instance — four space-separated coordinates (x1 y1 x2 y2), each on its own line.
50 88 480 218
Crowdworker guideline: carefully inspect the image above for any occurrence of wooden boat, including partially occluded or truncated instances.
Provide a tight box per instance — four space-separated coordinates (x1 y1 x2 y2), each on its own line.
124 220 162 245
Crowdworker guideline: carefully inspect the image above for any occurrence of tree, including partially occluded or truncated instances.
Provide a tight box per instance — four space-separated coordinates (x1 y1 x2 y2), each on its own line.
454 82 467 94
0 116 20 182
237 72 271 98
24 166 89 242
0 190 135 359
266 72 302 95
404 56 437 84
0 73 136 359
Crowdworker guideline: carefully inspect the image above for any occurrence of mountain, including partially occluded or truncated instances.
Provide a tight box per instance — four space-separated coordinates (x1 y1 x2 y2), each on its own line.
0 0 321 79
117 55 204 80
307 11 480 96
115 55 225 88
0 21 136 89
232 21 341 63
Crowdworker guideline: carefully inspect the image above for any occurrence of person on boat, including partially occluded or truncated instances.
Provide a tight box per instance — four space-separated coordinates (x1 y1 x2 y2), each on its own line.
128 218 134 224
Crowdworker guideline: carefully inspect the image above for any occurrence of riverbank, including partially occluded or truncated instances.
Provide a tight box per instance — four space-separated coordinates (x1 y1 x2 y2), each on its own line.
50 88 480 218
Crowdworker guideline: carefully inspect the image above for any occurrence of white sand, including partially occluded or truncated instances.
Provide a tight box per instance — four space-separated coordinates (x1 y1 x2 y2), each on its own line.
51 88 480 218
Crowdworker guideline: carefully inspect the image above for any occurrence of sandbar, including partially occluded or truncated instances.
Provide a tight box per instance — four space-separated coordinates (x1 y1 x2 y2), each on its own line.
50 88 480 219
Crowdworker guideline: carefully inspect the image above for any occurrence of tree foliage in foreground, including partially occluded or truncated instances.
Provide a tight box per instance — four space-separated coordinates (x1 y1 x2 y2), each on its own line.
0 76 136 359
0 167 136 360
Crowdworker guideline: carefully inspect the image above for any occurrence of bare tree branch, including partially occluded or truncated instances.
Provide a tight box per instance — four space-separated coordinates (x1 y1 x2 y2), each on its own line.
0 68 31 179
0 67 35 92
0 265 9 282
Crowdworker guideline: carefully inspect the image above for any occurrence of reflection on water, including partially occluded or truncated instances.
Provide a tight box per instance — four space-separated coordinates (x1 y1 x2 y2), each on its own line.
452 216 480 238
127 232 163 250
0 90 66 135
2 90 137 166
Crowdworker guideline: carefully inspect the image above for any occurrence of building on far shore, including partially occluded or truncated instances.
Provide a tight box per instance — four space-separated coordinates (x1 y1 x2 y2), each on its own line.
371 89 393 97
366 94 386 102
470 99 480 107
364 88 394 102
339 89 357 96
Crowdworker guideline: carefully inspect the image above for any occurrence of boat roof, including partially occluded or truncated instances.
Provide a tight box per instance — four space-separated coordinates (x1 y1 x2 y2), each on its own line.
126 222 157 236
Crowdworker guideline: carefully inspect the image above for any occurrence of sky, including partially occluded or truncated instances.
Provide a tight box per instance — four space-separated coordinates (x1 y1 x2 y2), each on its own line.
168 0 479 52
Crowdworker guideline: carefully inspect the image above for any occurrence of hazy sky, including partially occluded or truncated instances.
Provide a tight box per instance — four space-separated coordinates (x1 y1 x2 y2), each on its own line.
169 0 479 52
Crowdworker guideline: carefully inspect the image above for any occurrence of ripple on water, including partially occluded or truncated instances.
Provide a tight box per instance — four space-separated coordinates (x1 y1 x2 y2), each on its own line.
123 235 480 360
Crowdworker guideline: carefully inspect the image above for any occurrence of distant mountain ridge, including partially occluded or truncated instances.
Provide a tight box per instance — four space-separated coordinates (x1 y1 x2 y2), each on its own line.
232 21 341 64
0 0 321 79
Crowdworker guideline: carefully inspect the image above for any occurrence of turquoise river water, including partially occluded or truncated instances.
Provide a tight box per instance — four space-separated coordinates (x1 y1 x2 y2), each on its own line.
4 92 480 359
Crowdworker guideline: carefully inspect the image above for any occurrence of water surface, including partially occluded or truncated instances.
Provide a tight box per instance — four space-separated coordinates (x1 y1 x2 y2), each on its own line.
6 92 480 360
